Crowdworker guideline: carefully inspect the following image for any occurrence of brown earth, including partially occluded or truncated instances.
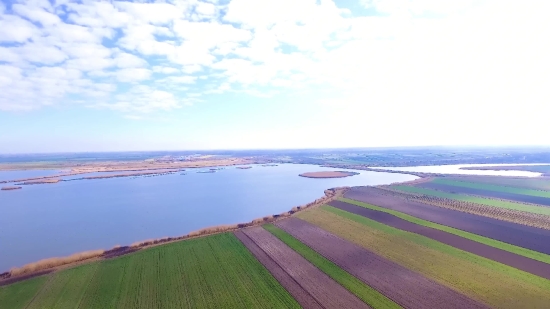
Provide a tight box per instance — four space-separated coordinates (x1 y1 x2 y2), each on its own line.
328 200 550 280
0 270 54 287
299 171 358 178
345 187 550 254
234 231 323 309
417 182 550 206
276 218 487 309
1 186 22 190
241 226 369 309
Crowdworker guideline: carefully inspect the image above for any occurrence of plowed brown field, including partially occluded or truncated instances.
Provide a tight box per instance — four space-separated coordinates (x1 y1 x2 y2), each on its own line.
345 187 550 254
234 231 322 309
328 200 550 280
241 227 369 309
276 218 487 309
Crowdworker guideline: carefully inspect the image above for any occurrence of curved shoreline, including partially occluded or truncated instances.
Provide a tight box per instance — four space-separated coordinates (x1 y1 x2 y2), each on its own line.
0 186 349 283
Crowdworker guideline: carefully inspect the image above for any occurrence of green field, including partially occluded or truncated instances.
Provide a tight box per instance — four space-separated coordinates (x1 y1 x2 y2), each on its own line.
0 233 299 309
392 185 550 216
296 206 550 309
445 176 550 191
339 197 550 264
432 178 550 198
263 224 400 309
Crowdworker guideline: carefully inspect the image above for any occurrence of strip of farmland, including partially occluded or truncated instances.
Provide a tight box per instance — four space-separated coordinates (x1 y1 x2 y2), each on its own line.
297 207 550 309
417 181 550 206
345 187 550 254
391 185 550 216
234 231 323 309
275 217 487 309
328 200 550 280
262 224 400 309
432 178 550 198
442 176 550 191
241 226 369 309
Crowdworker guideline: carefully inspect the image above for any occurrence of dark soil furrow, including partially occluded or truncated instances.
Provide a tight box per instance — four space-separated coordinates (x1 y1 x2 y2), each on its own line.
234 231 323 309
241 227 369 309
328 200 550 280
345 187 550 254
276 218 488 309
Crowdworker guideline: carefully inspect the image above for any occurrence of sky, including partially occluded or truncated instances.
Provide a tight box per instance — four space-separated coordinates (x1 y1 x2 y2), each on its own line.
0 0 549 153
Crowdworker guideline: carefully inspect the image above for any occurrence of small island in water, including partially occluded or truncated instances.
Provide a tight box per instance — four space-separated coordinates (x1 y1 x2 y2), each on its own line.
299 171 359 178
1 186 22 191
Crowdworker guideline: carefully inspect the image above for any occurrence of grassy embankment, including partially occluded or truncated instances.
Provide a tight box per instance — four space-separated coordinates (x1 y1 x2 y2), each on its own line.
392 185 550 216
0 233 298 309
296 206 550 309
263 224 400 309
432 178 550 198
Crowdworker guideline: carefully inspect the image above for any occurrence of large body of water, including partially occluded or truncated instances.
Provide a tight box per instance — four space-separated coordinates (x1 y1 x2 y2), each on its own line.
0 164 417 272
373 163 545 177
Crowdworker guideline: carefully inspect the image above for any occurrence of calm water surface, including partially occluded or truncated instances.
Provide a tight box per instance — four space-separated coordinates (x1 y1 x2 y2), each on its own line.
0 170 64 182
0 164 417 271
373 163 544 177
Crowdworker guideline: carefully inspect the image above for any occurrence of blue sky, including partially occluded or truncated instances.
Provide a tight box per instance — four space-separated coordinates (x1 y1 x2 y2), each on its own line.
0 0 549 153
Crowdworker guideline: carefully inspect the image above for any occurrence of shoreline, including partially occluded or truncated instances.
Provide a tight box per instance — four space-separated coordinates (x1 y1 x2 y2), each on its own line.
0 185 349 284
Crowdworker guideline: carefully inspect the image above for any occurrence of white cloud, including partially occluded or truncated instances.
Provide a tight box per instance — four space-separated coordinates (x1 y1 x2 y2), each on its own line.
12 3 61 26
0 15 37 42
96 85 182 113
114 52 148 68
114 2 184 25
116 68 152 82
153 66 180 74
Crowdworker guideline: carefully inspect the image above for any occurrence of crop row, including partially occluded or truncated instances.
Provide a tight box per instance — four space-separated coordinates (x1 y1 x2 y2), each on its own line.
240 227 368 308
262 224 400 309
296 206 550 309
275 217 485 309
0 233 298 309
432 178 550 198
344 187 550 255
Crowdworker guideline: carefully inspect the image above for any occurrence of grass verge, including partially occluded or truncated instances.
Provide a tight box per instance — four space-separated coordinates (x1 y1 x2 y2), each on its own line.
263 224 400 309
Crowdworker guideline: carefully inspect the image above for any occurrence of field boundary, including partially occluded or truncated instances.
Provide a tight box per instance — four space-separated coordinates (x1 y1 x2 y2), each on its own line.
339 197 550 265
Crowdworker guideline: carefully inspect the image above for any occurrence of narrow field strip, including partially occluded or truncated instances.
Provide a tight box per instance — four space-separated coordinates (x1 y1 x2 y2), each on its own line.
263 224 400 309
0 276 47 309
275 218 486 309
345 187 550 255
297 207 550 309
433 178 550 198
242 226 370 309
394 184 550 215
234 231 322 309
444 176 550 191
417 181 550 207
330 200 550 279
338 197 550 265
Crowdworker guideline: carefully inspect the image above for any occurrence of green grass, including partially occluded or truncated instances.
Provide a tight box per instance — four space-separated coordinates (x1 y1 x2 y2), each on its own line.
432 178 550 198
445 176 550 191
263 224 400 309
392 185 550 216
2 233 299 309
0 276 48 309
297 206 550 308
339 197 550 265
